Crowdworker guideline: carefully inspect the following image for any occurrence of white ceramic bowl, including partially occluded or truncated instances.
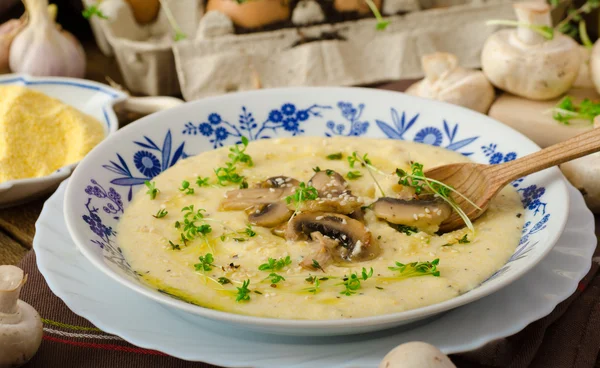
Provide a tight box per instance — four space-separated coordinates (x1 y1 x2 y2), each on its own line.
0 74 125 207
64 87 569 336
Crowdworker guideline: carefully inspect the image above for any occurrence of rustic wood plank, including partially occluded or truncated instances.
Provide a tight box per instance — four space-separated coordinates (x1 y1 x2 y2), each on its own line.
0 197 47 249
0 231 28 265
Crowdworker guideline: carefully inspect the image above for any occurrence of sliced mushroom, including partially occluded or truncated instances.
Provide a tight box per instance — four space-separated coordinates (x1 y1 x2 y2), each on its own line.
220 188 289 211
372 197 452 229
247 203 293 227
256 175 300 189
299 232 338 271
220 176 299 211
286 212 375 261
291 170 361 214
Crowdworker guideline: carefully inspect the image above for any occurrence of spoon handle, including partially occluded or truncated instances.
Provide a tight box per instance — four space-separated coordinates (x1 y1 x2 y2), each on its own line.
488 127 600 186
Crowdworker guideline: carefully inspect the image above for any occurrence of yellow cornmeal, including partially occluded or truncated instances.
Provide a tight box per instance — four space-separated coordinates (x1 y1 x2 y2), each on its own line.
0 85 105 183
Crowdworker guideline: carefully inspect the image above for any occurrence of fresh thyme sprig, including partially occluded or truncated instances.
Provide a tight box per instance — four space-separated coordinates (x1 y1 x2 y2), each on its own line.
348 151 386 196
388 259 440 279
144 181 159 199
265 273 286 284
179 180 194 195
82 5 107 19
236 279 251 302
338 267 373 296
285 182 319 219
258 256 292 271
196 176 211 187
194 253 216 272
153 208 168 218
550 96 600 125
396 163 480 232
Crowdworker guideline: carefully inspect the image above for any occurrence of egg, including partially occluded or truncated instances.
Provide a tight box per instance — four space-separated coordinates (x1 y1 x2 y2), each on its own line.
125 0 161 24
206 0 291 29
334 0 382 15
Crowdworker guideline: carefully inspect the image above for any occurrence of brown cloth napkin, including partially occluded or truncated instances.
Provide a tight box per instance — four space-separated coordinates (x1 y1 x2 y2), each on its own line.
19 245 600 368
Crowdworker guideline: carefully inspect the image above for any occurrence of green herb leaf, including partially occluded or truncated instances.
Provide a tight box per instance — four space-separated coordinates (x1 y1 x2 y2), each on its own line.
228 136 253 166
179 180 194 195
312 166 321 172
390 223 418 235
218 277 231 285
346 170 363 180
285 182 319 216
326 152 343 160
312 259 324 272
152 208 168 218
305 278 321 294
82 5 108 19
258 256 292 271
168 240 180 250
144 181 159 200
196 176 210 187
266 273 286 284
194 253 215 272
458 234 470 244
389 259 440 279
236 279 251 302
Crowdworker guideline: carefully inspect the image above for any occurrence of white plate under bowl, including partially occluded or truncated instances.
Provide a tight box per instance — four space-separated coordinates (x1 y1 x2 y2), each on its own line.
63 87 569 335
36 181 595 367
0 74 126 207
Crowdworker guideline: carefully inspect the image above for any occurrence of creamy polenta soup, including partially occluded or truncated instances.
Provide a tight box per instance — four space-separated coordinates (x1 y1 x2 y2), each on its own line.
117 137 524 319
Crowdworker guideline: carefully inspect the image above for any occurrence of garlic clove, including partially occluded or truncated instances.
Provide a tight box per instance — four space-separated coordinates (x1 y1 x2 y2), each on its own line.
379 341 456 368
9 0 87 78
0 19 24 73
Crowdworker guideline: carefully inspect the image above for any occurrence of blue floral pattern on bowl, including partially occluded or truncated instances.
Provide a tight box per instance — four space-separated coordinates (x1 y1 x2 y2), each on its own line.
80 100 550 289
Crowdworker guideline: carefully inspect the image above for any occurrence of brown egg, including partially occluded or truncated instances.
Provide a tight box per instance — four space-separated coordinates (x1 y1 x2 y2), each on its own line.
125 0 161 24
334 0 382 15
206 0 290 29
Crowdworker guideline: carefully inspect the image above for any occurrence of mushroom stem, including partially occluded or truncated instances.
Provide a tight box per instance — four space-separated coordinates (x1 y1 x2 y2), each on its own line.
514 2 552 45
0 266 26 315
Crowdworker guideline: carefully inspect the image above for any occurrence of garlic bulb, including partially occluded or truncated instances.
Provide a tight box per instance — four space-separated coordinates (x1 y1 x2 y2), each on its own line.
407 52 495 114
481 2 580 100
379 341 456 368
9 0 86 78
0 265 43 368
0 19 23 73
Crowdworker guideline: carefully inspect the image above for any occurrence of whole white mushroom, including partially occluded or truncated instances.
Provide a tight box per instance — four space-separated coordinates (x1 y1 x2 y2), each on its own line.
406 52 495 114
560 117 600 213
574 45 594 89
380 341 456 368
589 40 600 94
197 10 234 39
481 2 580 100
291 1 325 26
0 265 43 368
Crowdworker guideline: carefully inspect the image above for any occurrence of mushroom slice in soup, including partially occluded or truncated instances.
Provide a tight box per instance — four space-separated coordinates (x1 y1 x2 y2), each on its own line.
291 171 361 214
299 232 339 271
372 197 452 229
247 203 293 227
220 176 299 211
286 212 374 261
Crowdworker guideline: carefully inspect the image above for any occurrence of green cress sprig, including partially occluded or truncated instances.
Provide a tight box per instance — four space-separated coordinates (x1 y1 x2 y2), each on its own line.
219 224 257 242
82 5 108 19
285 182 319 220
347 152 386 196
236 279 252 302
396 162 480 233
214 137 253 187
338 267 373 296
388 259 440 279
258 256 292 271
551 96 600 125
265 273 286 284
144 181 159 199
179 180 194 195
152 208 168 218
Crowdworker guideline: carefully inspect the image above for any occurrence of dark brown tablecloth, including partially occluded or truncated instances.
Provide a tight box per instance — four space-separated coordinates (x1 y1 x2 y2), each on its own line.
19 245 600 368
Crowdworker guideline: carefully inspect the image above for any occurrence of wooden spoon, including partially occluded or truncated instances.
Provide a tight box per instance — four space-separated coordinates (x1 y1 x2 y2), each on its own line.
425 127 600 232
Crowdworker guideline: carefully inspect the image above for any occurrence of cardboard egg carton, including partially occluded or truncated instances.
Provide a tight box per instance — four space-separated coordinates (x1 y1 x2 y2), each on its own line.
85 0 516 98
